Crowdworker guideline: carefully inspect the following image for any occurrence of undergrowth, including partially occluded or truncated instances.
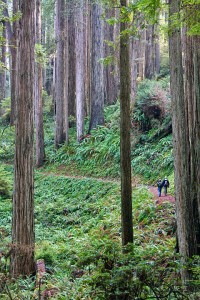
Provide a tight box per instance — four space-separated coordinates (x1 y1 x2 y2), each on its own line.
0 172 199 298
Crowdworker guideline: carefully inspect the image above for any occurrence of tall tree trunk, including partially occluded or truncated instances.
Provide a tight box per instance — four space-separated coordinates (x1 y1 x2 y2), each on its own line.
119 1 133 246
137 28 145 80
55 0 65 148
10 0 18 125
88 2 104 132
130 35 137 102
85 0 91 116
104 8 118 105
35 0 45 166
68 3 76 118
184 33 200 255
75 0 85 142
11 0 35 277
169 0 200 283
0 25 6 115
192 37 200 250
64 1 69 143
144 25 154 79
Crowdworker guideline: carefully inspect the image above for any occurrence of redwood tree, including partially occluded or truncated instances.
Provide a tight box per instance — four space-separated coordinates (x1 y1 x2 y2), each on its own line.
88 2 104 132
11 0 35 277
75 0 85 142
35 0 45 166
169 0 200 282
120 0 133 246
55 0 65 148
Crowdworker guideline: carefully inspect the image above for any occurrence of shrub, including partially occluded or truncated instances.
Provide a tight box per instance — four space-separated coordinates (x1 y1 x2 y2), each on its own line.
132 79 171 132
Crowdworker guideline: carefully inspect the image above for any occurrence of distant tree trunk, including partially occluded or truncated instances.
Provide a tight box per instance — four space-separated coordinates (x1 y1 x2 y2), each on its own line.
130 35 137 102
35 0 45 166
85 0 91 116
68 3 76 118
88 2 104 132
119 1 133 246
144 25 154 79
64 1 69 143
155 35 160 74
104 8 118 105
75 0 85 142
0 25 6 115
169 0 200 283
1 0 13 116
11 0 35 277
55 0 65 148
10 0 18 125
137 28 145 80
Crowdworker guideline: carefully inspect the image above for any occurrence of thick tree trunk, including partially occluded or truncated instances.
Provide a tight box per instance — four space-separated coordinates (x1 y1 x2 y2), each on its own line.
119 1 133 246
75 0 85 142
192 37 200 245
11 0 35 277
184 34 200 255
35 0 45 167
55 0 65 148
88 3 104 132
169 0 200 284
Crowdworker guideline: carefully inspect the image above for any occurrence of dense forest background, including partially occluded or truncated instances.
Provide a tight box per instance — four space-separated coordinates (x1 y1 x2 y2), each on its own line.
0 0 199 299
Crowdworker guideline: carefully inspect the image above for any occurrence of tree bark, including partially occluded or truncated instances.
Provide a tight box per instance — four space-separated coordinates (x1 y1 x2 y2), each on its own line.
0 24 6 115
55 0 65 148
10 0 19 125
35 0 45 167
144 25 154 79
120 1 133 246
75 0 85 142
88 2 104 132
169 0 200 284
104 8 119 105
68 3 76 118
11 0 35 277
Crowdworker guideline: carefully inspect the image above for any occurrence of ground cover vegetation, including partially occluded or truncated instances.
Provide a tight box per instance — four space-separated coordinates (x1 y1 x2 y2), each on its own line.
0 75 199 298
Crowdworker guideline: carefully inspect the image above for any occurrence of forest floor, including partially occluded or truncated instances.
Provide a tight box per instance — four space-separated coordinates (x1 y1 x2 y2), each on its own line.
148 185 175 205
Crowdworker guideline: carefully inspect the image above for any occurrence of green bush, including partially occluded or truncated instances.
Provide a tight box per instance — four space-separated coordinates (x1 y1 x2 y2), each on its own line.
132 78 171 132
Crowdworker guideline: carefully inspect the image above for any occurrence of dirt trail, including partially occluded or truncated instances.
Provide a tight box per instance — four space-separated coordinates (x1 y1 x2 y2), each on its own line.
40 170 175 205
148 185 175 205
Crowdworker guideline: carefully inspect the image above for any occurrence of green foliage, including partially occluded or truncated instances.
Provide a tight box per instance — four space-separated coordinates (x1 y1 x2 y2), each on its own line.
35 43 48 66
132 135 173 181
0 98 11 125
133 78 171 132
0 165 12 197
44 102 121 178
0 125 15 162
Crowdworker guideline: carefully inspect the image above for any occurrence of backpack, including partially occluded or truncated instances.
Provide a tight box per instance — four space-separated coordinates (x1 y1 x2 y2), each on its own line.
164 180 169 187
157 181 162 187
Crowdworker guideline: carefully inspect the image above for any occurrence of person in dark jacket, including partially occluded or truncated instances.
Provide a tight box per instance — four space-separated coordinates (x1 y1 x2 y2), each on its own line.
157 179 162 197
162 177 169 196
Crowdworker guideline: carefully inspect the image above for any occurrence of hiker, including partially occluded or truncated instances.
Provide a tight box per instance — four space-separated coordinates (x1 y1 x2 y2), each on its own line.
162 177 169 196
157 179 162 197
